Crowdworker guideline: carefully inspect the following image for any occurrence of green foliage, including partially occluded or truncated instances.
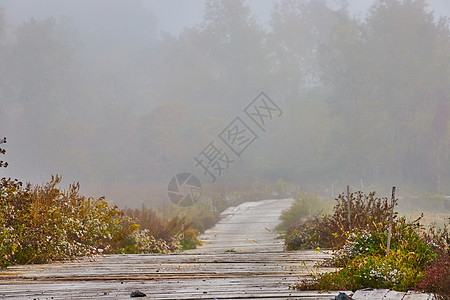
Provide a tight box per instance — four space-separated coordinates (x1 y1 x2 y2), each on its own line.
294 216 440 292
283 191 395 250
0 175 192 268
276 191 330 232
335 215 434 266
283 226 319 251
124 204 202 251
179 227 202 251
296 252 424 292
290 190 449 295
179 200 217 234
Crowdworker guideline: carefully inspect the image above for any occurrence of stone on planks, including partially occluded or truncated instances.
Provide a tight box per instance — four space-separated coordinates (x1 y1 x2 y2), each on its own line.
130 290 146 297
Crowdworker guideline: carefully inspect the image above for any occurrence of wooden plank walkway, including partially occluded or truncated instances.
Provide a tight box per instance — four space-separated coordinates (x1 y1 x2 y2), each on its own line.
352 289 433 300
0 251 344 299
0 199 434 299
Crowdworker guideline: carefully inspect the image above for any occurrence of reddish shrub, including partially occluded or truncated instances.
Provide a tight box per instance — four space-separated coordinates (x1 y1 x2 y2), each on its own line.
418 251 450 300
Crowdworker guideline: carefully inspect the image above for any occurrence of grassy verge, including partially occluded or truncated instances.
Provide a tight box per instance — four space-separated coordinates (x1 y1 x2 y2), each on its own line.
280 190 450 298
0 175 200 268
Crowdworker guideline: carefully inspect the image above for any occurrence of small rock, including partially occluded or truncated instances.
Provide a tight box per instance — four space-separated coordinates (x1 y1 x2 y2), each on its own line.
130 290 146 298
335 292 353 300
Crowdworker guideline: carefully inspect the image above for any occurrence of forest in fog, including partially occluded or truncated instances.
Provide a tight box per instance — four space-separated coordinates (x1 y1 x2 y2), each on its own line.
1 0 449 206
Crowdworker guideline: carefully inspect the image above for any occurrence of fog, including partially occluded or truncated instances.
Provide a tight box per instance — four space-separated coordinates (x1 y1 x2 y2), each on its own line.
1 0 449 208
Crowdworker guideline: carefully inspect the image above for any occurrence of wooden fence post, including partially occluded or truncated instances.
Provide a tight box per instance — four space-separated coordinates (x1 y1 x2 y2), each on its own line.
347 185 351 232
386 186 396 256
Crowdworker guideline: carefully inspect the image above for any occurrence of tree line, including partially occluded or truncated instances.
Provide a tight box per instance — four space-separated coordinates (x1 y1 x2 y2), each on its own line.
1 0 449 206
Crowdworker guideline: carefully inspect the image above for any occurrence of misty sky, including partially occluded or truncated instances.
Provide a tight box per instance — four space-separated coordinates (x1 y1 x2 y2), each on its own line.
1 0 449 35
1 0 450 206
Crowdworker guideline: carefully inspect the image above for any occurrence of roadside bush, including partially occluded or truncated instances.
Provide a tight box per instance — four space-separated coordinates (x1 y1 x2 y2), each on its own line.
283 224 319 251
124 205 201 251
418 221 450 299
283 191 395 250
290 190 449 296
179 200 216 234
0 176 124 266
0 176 185 268
418 251 450 300
276 192 330 232
332 215 433 266
295 251 423 292
294 216 437 292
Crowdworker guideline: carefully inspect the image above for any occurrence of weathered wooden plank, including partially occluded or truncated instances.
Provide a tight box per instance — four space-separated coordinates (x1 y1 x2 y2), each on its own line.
402 291 432 300
0 282 348 300
353 288 390 299
383 290 407 299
